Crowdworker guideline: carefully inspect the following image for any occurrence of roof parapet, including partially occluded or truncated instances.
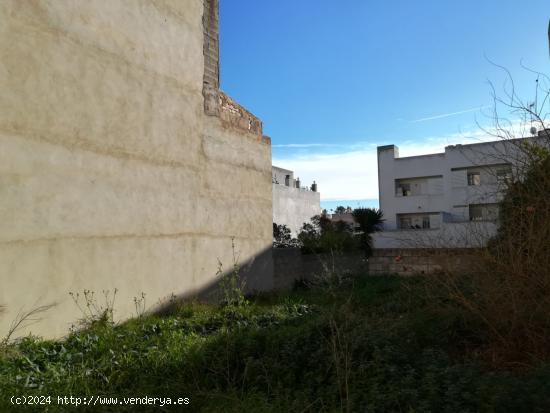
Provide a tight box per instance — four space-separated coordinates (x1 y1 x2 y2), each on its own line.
377 144 399 158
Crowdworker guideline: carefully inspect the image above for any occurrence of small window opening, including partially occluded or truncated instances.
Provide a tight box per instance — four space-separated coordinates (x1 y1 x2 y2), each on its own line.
467 172 481 186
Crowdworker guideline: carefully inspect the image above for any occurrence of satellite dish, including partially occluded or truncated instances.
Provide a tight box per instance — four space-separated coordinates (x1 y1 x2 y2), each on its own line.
530 126 538 136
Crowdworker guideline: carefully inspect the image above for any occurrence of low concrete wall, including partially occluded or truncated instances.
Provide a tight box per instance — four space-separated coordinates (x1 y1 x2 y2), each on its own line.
272 248 367 290
369 248 483 276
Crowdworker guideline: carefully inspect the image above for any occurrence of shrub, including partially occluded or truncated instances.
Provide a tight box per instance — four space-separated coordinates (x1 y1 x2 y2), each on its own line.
431 141 550 366
351 208 384 257
273 223 300 248
481 145 550 362
297 214 357 254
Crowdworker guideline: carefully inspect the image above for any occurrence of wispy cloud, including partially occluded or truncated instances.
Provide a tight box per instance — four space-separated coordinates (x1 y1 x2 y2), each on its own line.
411 106 490 123
273 141 379 151
271 143 343 148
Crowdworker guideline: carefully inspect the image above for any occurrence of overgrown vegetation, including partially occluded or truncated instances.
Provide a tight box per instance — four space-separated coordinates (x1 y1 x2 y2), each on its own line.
274 208 384 258
2 276 550 412
428 69 550 366
295 208 384 258
436 142 550 366
298 213 357 254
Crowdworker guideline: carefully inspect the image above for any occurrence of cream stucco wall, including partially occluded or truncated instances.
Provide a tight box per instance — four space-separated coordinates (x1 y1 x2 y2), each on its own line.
0 0 273 338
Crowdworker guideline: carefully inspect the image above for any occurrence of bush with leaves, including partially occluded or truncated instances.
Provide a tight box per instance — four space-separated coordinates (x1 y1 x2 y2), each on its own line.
273 223 301 248
351 208 384 257
298 214 358 254
335 205 346 214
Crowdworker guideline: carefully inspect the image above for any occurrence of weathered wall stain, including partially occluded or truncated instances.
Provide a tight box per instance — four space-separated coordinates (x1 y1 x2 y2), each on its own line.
0 0 273 338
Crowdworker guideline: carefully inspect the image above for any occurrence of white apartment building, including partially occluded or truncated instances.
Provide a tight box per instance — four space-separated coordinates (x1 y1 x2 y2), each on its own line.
373 139 522 249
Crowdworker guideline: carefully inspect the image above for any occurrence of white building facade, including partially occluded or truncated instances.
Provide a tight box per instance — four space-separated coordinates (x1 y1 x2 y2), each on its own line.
272 166 321 237
373 140 522 249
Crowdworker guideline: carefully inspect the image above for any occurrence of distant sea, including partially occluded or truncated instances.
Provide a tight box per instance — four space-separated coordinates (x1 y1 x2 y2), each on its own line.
320 199 379 213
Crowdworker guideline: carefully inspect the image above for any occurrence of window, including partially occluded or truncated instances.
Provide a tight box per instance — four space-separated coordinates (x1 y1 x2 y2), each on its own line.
399 217 412 229
469 204 499 221
395 176 443 196
422 216 430 229
397 183 411 196
469 204 483 221
467 172 481 186
398 213 439 229
496 167 512 185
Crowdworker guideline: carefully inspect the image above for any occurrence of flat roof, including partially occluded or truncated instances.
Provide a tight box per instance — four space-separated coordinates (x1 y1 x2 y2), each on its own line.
380 137 530 160
395 152 445 160
272 165 293 173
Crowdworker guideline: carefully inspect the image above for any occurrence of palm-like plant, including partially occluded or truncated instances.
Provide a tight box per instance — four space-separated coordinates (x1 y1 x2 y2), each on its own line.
352 208 384 257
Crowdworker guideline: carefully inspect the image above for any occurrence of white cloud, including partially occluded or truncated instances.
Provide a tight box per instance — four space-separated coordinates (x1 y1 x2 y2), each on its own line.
274 149 379 200
272 128 506 201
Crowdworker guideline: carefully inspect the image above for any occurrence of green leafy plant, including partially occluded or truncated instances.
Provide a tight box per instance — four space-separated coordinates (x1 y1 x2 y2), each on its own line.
298 213 357 254
334 205 349 214
217 238 249 308
273 223 301 248
351 208 384 257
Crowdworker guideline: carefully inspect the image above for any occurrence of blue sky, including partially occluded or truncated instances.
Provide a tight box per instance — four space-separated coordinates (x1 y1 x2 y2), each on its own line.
219 1 549 205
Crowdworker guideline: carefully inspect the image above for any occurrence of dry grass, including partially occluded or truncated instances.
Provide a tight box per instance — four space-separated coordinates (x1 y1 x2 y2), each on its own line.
1 303 56 348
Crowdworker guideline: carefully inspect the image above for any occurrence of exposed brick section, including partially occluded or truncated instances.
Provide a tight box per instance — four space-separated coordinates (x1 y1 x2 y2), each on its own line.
202 0 219 116
219 91 263 136
203 0 219 90
202 0 263 137
369 248 484 275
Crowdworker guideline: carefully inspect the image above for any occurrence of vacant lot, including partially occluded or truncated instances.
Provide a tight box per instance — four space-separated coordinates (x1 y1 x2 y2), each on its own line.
1 275 549 412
